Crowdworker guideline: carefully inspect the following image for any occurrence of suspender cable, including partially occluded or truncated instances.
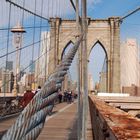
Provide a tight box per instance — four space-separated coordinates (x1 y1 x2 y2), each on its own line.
31 0 37 89
52 0 54 17
6 0 49 21
75 0 82 139
4 3 12 98
47 0 49 18
19 0 25 87
37 0 44 86
81 0 88 140
44 32 48 83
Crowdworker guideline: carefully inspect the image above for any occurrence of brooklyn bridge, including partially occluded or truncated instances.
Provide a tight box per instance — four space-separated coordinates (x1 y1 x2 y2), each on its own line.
0 0 140 140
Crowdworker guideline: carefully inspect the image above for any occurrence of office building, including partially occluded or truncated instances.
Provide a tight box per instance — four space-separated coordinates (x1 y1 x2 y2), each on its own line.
121 38 139 88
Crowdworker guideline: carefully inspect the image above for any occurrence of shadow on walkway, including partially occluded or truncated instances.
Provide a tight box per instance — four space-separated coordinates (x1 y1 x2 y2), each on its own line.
68 116 78 140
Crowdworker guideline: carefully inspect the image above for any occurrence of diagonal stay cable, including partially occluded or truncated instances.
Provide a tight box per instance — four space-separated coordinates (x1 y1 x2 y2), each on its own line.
1 34 83 140
0 26 77 59
5 0 49 21
0 39 44 59
0 29 77 94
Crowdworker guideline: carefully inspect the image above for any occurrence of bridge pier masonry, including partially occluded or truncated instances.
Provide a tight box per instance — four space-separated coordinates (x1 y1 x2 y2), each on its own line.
48 17 121 93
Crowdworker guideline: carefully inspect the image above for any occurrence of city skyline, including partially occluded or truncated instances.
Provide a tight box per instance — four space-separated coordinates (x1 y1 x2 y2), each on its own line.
0 1 140 90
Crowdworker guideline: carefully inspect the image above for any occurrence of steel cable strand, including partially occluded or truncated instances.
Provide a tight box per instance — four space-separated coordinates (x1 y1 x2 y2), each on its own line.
1 76 62 140
50 34 83 81
48 35 83 82
18 105 54 140
1 82 60 140
23 82 61 116
1 83 60 140
4 62 73 139
22 122 44 140
63 36 82 59
1 34 83 140
14 93 58 139
2 37 82 140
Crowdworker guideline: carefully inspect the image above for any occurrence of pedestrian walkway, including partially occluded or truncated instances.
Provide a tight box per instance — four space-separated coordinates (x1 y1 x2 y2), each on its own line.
37 102 78 140
0 101 93 140
38 101 93 140
86 108 93 140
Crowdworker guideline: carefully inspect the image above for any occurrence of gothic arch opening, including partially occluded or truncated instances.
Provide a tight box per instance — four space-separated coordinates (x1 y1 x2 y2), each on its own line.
61 41 74 60
88 40 108 93
61 41 77 91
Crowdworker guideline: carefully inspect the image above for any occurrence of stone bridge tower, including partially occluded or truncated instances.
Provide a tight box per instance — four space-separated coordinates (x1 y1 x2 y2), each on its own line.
48 17 120 93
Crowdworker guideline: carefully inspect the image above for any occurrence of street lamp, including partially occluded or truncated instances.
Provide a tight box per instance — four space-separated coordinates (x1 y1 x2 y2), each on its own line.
11 22 26 96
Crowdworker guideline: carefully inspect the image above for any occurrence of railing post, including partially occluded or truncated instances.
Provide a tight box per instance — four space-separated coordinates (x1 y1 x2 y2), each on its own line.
75 0 81 140
81 0 88 140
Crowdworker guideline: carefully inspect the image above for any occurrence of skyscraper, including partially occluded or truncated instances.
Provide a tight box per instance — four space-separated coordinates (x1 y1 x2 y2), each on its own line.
36 32 50 79
121 38 139 88
1 70 13 93
88 73 94 92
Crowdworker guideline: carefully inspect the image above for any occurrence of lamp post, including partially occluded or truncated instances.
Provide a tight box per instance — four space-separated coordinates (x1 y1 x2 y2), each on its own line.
11 22 26 96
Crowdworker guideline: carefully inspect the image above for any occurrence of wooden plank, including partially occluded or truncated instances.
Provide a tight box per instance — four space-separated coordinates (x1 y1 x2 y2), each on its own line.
87 108 94 140
98 96 140 103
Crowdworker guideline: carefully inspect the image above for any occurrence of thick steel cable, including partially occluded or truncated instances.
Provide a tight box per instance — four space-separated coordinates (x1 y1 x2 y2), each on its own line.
120 6 140 23
19 0 25 73
3 3 12 99
30 0 37 87
1 37 82 139
36 0 44 86
1 34 83 140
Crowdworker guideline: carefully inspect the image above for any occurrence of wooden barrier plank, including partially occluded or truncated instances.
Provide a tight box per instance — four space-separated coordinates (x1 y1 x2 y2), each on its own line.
89 95 140 139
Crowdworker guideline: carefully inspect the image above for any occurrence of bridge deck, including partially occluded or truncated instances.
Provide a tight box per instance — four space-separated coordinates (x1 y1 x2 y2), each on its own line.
38 103 77 140
38 102 93 140
0 102 93 140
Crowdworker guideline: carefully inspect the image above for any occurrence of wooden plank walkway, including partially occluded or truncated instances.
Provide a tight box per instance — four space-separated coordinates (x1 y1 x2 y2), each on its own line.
0 115 17 133
87 108 93 140
38 102 78 140
38 102 93 140
0 102 93 140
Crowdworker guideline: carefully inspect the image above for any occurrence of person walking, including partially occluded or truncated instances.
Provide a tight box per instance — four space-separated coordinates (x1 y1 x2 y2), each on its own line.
20 86 35 108
58 89 63 103
35 86 41 94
